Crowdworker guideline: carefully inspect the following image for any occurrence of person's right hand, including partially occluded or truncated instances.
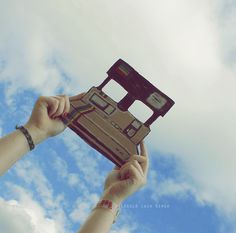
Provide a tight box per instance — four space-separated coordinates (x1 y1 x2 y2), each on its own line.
102 141 149 204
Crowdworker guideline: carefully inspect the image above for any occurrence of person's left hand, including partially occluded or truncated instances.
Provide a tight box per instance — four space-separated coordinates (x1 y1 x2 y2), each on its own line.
24 95 70 141
24 93 85 144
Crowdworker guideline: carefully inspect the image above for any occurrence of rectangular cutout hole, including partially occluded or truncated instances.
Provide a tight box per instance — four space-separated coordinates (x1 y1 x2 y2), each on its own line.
128 101 153 123
102 80 128 102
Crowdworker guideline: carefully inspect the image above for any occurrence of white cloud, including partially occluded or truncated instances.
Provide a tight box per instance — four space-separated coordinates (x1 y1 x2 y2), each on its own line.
52 155 69 179
14 159 56 208
111 213 138 233
12 159 70 233
110 226 136 233
68 173 80 187
148 170 193 200
0 0 236 230
60 130 106 188
69 193 99 224
0 188 66 233
52 153 80 187
0 198 34 233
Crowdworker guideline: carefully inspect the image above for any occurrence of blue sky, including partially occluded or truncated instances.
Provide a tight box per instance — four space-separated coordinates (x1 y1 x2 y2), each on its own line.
0 89 231 233
0 0 236 233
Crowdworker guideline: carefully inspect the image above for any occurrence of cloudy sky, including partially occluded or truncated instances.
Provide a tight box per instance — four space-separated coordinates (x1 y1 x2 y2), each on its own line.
0 0 236 232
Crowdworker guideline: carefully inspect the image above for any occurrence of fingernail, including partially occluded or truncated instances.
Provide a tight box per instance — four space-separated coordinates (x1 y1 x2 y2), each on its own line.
63 112 68 117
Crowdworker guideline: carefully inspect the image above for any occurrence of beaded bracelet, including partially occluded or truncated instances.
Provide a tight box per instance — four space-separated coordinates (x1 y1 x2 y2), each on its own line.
15 125 35 151
93 199 120 223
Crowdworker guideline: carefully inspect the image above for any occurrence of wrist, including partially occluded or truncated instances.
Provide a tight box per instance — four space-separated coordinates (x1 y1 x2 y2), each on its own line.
101 191 124 206
95 197 121 223
24 123 48 145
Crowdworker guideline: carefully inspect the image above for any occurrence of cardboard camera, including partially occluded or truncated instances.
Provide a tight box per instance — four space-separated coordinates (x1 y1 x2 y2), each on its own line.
62 59 175 167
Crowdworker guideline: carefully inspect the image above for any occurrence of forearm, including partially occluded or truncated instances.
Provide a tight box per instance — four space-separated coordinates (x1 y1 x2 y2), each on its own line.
0 124 47 176
78 208 114 233
78 194 121 233
78 141 149 233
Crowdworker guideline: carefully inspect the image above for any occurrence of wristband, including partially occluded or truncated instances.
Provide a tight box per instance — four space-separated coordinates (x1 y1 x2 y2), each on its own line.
93 199 120 223
15 125 35 151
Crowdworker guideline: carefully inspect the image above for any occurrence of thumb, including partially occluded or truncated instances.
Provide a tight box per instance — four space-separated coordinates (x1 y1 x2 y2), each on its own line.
69 93 86 101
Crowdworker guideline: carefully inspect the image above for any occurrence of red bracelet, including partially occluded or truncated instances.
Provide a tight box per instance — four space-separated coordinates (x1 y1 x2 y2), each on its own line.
93 199 120 223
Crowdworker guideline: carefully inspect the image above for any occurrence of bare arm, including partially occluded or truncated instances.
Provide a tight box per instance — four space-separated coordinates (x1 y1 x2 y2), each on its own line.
78 141 149 233
77 208 115 233
0 124 46 176
0 95 71 176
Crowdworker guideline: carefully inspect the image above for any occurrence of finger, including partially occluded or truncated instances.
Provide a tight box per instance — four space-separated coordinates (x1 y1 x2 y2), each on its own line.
122 156 143 171
120 162 142 181
119 162 131 180
57 95 70 116
129 155 147 174
69 92 86 101
120 160 132 172
132 160 144 177
127 164 147 188
140 141 147 157
64 95 70 114
127 164 143 180
139 141 149 176
46 97 59 117
129 155 146 163
51 96 66 118
128 155 146 176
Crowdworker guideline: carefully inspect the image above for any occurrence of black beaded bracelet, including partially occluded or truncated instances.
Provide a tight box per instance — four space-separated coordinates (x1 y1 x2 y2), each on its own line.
15 125 35 151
